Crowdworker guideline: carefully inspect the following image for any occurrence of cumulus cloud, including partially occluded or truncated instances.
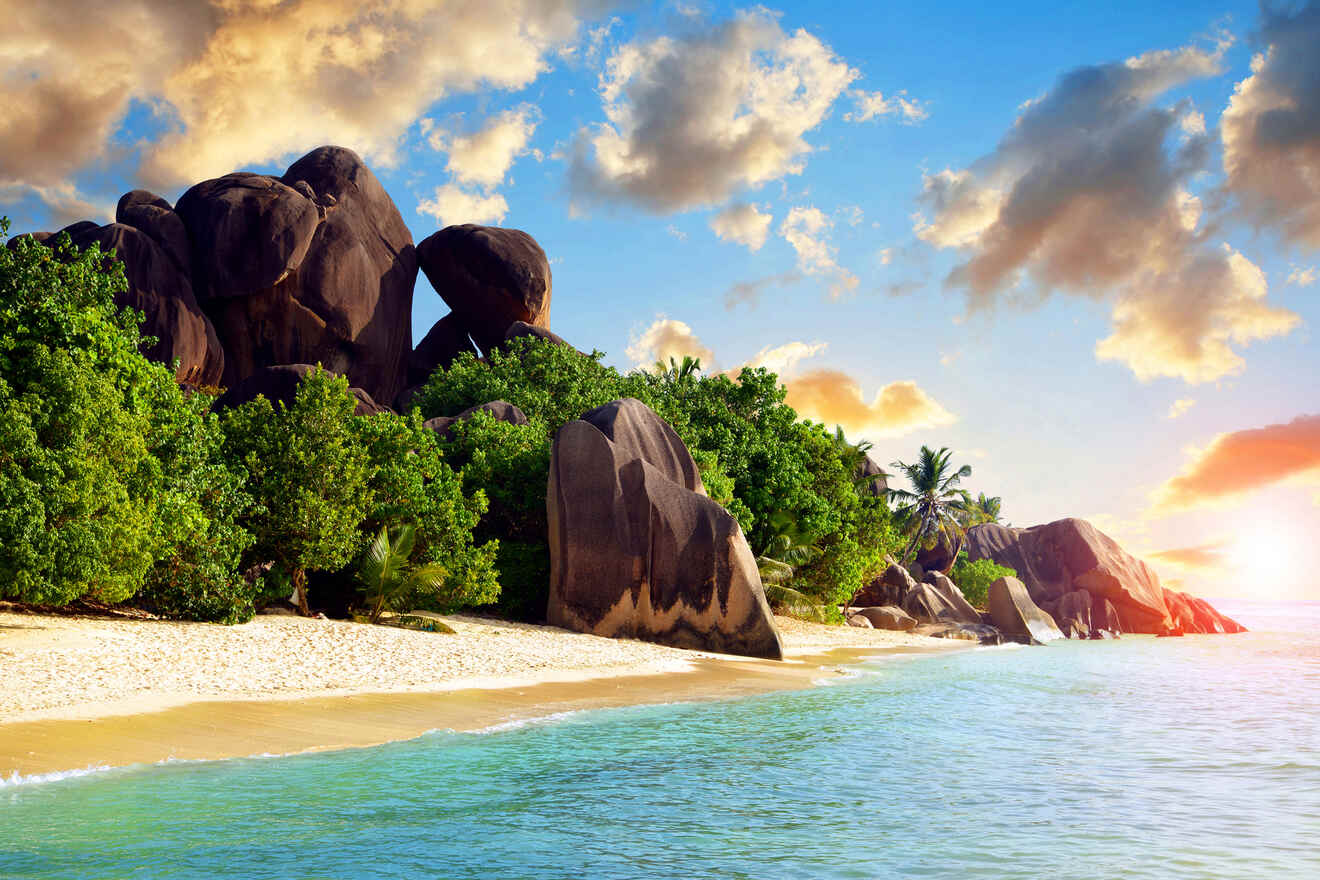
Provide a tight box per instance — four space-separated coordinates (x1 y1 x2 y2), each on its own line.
1167 398 1196 419
1222 2 1320 247
568 8 858 212
431 105 541 188
626 316 716 370
779 206 858 298
844 89 927 123
913 38 1299 383
723 270 802 309
417 184 508 227
1152 414 1320 513
710 203 773 251
1 0 606 193
783 371 957 438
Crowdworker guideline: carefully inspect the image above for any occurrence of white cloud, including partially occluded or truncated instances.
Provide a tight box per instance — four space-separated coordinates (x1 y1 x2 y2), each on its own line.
626 315 716 370
1222 3 1320 247
779 206 858 298
1 0 608 193
568 8 859 212
434 105 541 188
722 271 802 309
709 203 773 251
1287 265 1317 287
417 184 509 227
665 224 687 241
741 340 828 376
1167 398 1196 419
912 38 1299 383
844 88 927 123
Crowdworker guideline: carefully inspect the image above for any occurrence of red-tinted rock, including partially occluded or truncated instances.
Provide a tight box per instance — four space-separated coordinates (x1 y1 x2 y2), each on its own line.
967 518 1174 633
857 454 888 497
547 404 782 659
176 147 417 404
417 225 551 354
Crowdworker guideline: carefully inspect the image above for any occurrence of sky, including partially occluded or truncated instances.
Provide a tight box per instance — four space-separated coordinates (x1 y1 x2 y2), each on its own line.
2 0 1318 601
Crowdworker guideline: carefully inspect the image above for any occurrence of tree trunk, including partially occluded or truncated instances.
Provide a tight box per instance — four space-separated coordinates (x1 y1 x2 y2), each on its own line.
292 567 311 616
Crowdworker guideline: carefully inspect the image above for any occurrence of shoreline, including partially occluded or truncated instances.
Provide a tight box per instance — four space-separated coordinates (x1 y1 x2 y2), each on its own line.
1 611 964 779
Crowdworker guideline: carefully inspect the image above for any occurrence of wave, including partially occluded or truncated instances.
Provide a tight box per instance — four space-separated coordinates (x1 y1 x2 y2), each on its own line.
0 764 114 788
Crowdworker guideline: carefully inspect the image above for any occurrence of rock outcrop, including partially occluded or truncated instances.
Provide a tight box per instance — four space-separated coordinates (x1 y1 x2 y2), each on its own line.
857 455 888 497
424 400 529 440
916 622 1003 645
502 320 574 352
408 313 477 387
966 518 1244 635
988 576 1065 645
21 208 225 386
581 398 704 495
176 146 417 405
856 605 917 632
417 225 551 354
547 400 782 659
926 572 979 623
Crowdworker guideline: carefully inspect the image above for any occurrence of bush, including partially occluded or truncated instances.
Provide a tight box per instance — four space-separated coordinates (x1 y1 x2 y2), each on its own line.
0 221 253 617
950 551 1016 609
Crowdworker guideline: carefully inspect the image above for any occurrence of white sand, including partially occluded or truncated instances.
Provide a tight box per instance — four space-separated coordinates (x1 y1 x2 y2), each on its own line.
0 611 948 725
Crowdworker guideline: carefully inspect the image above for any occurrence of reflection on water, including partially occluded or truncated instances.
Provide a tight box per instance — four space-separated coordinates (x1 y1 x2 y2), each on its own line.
3 601 1318 879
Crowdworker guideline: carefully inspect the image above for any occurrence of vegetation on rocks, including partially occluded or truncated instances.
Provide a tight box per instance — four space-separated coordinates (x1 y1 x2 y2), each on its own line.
949 551 1017 610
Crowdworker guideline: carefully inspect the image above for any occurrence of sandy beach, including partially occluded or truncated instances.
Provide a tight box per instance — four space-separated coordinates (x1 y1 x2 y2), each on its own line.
1 611 960 778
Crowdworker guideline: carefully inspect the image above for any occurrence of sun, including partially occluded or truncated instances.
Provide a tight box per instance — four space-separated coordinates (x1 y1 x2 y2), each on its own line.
1225 522 1301 584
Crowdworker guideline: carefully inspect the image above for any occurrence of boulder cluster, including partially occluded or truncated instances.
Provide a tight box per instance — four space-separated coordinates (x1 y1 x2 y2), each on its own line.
966 518 1245 636
12 146 1243 655
14 146 554 415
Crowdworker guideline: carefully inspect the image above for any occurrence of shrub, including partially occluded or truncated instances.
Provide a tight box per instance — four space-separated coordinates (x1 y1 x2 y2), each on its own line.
0 221 253 617
950 551 1016 609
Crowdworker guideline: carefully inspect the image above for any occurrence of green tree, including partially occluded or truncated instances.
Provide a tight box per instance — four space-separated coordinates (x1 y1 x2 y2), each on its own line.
1 221 253 616
356 524 450 623
222 368 374 615
888 446 973 567
353 410 500 613
950 551 1016 609
965 492 1003 526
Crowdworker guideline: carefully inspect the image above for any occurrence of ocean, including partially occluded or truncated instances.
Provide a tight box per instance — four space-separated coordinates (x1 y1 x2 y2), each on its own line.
3 600 1317 879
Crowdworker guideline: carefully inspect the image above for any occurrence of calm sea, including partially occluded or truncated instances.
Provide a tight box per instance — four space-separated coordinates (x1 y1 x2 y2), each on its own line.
3 600 1317 879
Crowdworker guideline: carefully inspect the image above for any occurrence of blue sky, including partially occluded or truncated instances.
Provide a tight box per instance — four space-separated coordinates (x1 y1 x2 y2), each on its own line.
3 0 1318 599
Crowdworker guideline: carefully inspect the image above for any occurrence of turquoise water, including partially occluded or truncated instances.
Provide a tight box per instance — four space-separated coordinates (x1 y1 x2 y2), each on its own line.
3 601 1317 879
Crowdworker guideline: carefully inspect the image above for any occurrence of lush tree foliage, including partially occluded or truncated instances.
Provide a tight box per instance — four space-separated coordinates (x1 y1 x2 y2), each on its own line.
950 551 1017 609
417 340 900 611
889 446 973 566
0 222 253 617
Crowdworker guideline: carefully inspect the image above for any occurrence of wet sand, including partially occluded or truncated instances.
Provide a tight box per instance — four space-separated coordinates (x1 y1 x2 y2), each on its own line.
1 611 962 778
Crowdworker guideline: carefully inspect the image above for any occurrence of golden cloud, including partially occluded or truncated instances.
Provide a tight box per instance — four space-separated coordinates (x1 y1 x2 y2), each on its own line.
1147 542 1228 570
626 316 716 370
783 370 956 438
1152 414 1320 513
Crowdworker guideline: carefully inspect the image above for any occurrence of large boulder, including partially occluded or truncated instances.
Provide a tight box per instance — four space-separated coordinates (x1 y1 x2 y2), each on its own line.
26 215 224 386
925 572 980 623
408 313 477 387
502 320 575 352
417 225 551 354
581 398 703 494
967 519 1175 633
854 562 918 607
424 400 528 440
214 364 385 416
856 605 917 632
915 531 960 575
856 455 888 497
175 146 417 405
988 576 1065 644
1053 589 1094 639
902 582 958 624
547 402 781 659
916 622 1003 645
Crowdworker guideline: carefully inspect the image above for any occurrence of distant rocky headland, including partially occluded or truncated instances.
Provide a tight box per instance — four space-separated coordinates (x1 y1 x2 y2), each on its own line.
10 146 1244 657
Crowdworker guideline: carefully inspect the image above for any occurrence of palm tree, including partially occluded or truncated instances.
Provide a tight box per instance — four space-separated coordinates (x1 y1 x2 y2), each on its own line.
965 492 1002 526
356 524 449 624
832 426 889 495
653 355 703 383
888 446 972 567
